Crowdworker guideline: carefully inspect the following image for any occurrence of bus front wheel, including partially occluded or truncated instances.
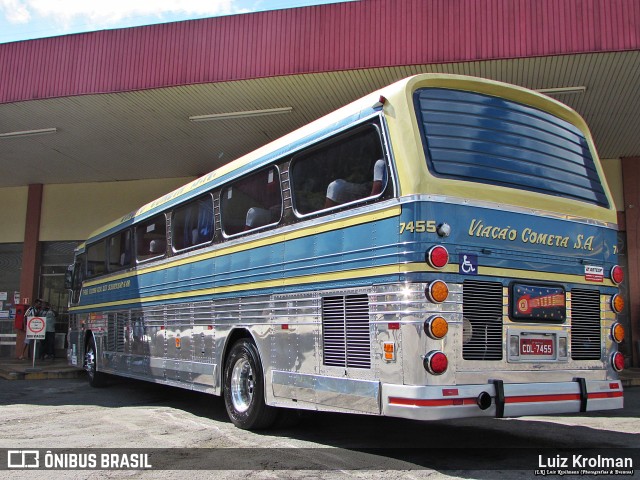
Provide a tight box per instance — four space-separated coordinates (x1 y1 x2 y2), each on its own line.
85 335 106 388
223 339 277 430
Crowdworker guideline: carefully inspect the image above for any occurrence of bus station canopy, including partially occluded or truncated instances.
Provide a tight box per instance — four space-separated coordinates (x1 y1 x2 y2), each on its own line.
0 0 639 188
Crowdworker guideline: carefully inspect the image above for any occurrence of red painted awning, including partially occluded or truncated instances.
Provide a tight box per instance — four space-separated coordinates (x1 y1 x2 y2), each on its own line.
1 0 639 104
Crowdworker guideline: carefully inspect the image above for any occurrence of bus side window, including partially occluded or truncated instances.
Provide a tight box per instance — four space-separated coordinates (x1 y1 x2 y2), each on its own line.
172 195 214 251
136 214 167 262
290 123 387 215
221 167 282 236
72 255 85 304
108 229 132 271
86 240 107 278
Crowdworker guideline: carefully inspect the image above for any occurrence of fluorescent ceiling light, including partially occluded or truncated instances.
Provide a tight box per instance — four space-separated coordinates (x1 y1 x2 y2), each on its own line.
189 107 293 122
0 127 58 138
535 86 587 95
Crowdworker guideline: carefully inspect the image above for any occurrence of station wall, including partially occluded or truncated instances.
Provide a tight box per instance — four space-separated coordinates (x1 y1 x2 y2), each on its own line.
0 177 194 243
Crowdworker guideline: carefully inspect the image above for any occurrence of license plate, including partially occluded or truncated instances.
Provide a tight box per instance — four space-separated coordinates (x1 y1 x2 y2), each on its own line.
520 338 553 356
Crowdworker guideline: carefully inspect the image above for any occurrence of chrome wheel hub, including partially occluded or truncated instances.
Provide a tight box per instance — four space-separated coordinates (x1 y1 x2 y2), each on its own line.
85 348 95 377
230 357 254 413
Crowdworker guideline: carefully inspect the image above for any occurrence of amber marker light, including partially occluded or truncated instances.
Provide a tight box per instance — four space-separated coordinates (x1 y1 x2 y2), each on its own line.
424 315 449 339
612 352 625 372
426 280 449 303
612 293 624 314
383 342 395 361
611 265 624 285
611 323 625 343
426 245 449 269
424 351 448 375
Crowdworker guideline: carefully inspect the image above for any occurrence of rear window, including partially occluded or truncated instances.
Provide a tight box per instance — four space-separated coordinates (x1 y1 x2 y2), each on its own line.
414 88 609 208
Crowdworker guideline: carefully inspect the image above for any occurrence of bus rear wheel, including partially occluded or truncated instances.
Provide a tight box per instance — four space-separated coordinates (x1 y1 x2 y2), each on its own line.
223 338 277 430
85 335 106 388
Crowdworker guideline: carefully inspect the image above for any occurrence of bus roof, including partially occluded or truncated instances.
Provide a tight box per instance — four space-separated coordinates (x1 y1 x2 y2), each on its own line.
84 74 605 243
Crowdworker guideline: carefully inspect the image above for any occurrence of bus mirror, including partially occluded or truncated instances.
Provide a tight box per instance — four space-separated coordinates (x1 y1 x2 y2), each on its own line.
64 264 74 290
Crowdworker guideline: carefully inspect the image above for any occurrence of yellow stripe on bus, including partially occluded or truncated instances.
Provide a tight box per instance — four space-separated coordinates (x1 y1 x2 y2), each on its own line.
72 262 613 312
83 205 402 288
480 266 616 288
73 262 415 311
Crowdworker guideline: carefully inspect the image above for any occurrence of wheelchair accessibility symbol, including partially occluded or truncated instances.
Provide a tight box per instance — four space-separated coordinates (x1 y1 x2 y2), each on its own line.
459 254 478 275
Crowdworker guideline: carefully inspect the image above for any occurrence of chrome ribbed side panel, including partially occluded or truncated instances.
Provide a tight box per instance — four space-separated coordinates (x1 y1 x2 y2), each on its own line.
107 313 117 352
115 312 126 353
570 289 602 360
345 295 371 369
462 280 503 360
322 294 371 369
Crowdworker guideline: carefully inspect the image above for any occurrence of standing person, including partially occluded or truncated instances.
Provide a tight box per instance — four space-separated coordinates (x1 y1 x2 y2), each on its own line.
15 304 27 360
42 302 56 360
22 299 43 360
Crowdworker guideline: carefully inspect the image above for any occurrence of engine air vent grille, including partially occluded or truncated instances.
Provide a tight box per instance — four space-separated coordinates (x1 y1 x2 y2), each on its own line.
322 294 371 369
570 289 602 360
462 280 503 360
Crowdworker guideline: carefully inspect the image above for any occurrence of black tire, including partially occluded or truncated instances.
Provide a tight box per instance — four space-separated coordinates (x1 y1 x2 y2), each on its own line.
223 339 277 430
85 335 107 388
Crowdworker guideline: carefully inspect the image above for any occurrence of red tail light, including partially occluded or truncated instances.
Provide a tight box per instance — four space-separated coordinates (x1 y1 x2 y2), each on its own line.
424 351 448 375
611 265 624 285
426 245 449 269
612 352 625 372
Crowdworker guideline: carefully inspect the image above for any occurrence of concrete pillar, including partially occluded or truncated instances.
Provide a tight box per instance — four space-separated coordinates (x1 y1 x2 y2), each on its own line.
15 184 43 359
19 184 43 304
621 157 640 367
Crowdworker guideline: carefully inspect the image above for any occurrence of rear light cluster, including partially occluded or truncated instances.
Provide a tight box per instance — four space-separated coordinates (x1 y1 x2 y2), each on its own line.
611 293 624 314
425 315 448 339
611 323 625 343
424 351 448 375
422 245 450 375
611 265 624 285
612 352 625 372
426 280 449 303
426 245 449 269
610 265 625 372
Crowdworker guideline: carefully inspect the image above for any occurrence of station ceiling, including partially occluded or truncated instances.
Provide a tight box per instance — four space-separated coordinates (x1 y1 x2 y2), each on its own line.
1 51 639 189
0 2 638 189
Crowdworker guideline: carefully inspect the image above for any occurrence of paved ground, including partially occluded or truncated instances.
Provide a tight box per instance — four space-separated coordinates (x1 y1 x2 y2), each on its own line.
1 373 638 479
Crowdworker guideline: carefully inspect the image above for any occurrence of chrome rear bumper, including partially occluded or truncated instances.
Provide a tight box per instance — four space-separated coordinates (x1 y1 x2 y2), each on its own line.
382 379 623 421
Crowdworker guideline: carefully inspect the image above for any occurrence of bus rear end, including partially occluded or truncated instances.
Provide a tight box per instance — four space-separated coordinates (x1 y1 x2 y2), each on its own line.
381 75 624 420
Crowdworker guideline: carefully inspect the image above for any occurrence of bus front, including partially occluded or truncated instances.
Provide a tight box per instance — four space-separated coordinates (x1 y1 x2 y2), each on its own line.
382 75 624 420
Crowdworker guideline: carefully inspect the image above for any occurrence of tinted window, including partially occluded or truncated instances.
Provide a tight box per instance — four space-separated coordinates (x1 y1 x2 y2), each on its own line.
136 215 167 262
72 254 85 304
108 230 132 272
86 240 106 278
290 125 387 215
172 195 215 251
414 88 609 207
221 167 282 235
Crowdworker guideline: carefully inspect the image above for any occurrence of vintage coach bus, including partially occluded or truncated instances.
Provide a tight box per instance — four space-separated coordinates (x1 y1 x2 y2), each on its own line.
66 74 625 429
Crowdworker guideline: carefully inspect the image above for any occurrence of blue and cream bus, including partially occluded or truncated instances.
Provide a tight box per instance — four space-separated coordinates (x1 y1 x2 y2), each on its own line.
66 74 625 429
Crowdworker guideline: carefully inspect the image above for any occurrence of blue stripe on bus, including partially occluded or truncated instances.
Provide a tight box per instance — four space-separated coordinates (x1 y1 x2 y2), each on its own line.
77 201 617 308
